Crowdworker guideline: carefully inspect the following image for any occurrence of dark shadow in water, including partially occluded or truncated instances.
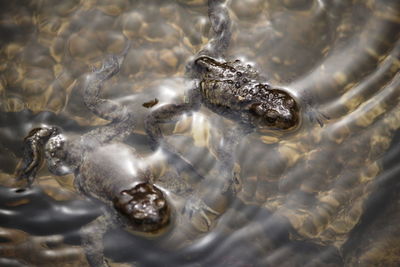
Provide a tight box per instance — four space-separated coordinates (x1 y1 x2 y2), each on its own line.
102 206 271 266
102 199 343 266
0 185 101 236
0 0 34 47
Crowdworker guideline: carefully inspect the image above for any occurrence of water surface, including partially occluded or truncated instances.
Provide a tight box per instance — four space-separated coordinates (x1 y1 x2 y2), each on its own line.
0 0 400 266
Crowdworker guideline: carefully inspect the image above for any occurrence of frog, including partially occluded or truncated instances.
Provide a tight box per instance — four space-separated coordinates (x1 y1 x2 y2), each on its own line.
144 0 327 196
15 40 219 267
194 56 300 130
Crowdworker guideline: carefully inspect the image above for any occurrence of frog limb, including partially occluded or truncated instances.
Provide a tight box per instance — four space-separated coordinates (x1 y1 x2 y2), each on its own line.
16 127 60 187
194 0 232 59
84 41 131 123
186 0 231 76
302 91 330 127
80 213 115 267
215 125 251 195
204 0 232 58
157 170 219 230
182 195 219 229
145 96 249 229
307 108 330 127
144 88 203 178
79 119 136 150
145 88 201 148
82 41 136 146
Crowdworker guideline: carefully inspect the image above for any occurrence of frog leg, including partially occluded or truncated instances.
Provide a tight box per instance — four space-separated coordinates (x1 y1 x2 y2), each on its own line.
158 170 219 230
80 212 114 267
145 88 201 148
16 127 60 187
182 194 220 230
179 125 247 229
198 0 232 58
187 0 232 76
217 125 253 195
206 0 232 57
82 40 135 147
84 40 130 122
144 88 203 177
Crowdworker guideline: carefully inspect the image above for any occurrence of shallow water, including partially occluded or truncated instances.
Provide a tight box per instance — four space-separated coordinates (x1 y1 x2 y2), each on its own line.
0 0 399 266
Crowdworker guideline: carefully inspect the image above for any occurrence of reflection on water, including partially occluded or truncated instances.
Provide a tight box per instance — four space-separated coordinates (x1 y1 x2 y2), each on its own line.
0 0 399 266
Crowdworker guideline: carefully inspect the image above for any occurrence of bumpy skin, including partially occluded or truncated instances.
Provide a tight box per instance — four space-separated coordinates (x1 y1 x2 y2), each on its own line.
195 56 300 130
144 0 306 198
15 41 195 267
16 127 60 185
113 182 170 232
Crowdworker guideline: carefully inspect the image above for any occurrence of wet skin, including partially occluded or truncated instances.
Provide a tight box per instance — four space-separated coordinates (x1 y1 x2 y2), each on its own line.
144 57 301 198
15 41 218 267
195 56 300 130
16 0 324 266
144 0 317 198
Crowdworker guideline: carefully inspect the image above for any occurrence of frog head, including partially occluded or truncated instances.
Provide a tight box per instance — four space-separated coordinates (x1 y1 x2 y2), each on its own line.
248 89 300 130
113 182 170 233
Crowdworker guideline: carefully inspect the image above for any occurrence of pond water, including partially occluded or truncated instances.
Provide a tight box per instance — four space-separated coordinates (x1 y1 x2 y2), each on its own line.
0 0 399 266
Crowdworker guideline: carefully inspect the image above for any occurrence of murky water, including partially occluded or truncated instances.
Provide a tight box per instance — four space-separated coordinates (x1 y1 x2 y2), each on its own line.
0 0 399 266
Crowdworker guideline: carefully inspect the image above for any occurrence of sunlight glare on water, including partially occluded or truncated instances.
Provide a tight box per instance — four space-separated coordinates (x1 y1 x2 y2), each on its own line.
0 0 399 266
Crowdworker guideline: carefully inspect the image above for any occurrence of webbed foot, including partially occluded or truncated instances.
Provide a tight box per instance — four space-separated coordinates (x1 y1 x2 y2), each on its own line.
221 170 242 196
183 195 219 230
92 40 131 81
302 92 330 127
307 109 330 127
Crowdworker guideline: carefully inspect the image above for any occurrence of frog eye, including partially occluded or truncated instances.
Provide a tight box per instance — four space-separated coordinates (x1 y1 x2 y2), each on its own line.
284 98 295 108
265 109 279 123
194 56 215 68
249 103 264 116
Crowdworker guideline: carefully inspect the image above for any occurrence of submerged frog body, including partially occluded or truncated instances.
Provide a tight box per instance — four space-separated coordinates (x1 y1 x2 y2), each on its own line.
77 143 171 233
16 41 217 267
